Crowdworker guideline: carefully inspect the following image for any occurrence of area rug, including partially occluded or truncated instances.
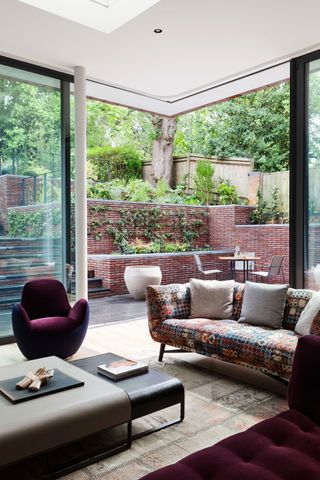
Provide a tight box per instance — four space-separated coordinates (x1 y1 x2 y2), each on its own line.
3 355 287 480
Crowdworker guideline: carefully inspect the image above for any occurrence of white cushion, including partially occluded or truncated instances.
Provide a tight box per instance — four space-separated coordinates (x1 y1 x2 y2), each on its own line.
295 292 320 336
189 278 234 319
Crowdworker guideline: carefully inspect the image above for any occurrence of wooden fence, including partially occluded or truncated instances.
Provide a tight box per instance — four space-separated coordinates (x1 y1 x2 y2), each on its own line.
142 154 253 198
249 168 320 215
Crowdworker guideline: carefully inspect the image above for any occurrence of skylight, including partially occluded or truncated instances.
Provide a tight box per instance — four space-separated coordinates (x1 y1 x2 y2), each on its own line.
18 0 160 33
90 0 120 7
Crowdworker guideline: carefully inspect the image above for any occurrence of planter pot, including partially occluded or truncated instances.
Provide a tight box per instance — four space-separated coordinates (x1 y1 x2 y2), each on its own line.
124 265 162 300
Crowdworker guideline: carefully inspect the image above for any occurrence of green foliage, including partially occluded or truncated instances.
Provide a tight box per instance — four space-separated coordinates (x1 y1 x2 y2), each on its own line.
87 175 241 207
86 99 155 160
87 145 142 182
250 186 285 224
127 239 190 254
175 82 290 172
193 160 214 205
8 207 61 238
215 181 240 205
89 205 206 254
250 188 270 224
270 186 282 222
0 79 61 175
0 75 289 184
121 179 154 202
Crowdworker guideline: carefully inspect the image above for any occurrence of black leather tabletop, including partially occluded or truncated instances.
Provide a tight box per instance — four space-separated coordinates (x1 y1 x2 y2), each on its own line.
71 353 184 419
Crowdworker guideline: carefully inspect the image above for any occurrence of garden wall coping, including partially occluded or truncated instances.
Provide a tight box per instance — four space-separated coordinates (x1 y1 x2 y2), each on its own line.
88 248 233 261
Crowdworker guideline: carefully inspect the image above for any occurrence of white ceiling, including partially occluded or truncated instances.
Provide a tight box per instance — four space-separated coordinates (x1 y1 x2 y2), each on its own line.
18 0 161 34
1 0 320 114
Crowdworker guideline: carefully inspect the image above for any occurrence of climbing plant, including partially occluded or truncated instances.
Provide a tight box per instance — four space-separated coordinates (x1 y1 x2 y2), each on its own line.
88 204 208 254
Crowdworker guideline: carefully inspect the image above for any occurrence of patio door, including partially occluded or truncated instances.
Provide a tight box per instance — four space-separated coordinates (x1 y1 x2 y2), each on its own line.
0 58 72 343
290 50 320 289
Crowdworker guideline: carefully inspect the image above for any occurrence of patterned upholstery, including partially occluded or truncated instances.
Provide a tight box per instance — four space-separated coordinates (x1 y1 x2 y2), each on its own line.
146 283 319 380
146 284 191 331
232 283 245 320
282 288 314 331
152 317 298 379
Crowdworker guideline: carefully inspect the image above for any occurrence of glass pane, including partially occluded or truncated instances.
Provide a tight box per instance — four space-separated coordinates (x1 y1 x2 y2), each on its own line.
305 59 320 289
0 64 65 339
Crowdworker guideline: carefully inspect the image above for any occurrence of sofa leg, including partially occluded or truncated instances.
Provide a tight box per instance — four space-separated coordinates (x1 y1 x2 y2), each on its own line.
158 343 166 362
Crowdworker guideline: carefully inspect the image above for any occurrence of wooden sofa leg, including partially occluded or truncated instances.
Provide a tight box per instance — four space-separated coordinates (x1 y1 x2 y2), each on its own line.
158 343 166 362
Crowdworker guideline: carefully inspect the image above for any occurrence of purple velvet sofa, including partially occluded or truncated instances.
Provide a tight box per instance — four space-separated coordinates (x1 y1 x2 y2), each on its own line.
140 335 320 480
12 279 89 359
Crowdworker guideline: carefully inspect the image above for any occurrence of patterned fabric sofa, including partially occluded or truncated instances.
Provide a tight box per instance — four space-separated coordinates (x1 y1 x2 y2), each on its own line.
146 283 320 381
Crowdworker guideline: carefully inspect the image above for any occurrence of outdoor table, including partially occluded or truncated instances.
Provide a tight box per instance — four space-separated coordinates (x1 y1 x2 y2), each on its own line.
218 256 260 283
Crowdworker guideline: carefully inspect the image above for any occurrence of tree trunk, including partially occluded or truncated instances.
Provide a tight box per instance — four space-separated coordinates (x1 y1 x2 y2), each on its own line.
151 116 177 187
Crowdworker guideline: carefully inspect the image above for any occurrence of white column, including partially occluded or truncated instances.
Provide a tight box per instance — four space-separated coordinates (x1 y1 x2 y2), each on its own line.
74 66 88 300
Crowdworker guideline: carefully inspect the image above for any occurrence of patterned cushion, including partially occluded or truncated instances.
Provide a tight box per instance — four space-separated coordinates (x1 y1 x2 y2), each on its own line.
152 318 299 379
146 284 190 332
232 283 245 321
283 288 314 331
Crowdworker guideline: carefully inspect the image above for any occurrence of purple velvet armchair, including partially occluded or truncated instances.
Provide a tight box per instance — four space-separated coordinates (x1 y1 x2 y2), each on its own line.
140 335 320 480
12 279 89 359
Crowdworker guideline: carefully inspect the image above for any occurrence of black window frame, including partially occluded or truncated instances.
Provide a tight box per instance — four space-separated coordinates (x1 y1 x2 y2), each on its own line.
290 49 320 289
0 56 73 345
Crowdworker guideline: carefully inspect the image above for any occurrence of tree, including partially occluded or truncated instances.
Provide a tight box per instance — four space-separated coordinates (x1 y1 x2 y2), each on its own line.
175 82 290 172
86 99 155 160
151 116 177 186
0 79 61 175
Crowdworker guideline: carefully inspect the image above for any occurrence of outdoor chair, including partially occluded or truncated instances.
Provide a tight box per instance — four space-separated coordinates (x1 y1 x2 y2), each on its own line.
249 255 285 283
194 253 222 279
12 278 89 359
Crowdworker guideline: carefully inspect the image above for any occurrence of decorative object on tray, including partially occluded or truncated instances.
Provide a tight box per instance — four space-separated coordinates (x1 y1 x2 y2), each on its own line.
98 353 148 380
0 369 84 404
16 367 55 392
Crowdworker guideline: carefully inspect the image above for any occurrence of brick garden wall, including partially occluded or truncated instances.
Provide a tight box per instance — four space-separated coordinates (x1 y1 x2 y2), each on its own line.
88 251 232 295
88 204 290 295
0 175 292 294
208 205 289 283
87 200 210 254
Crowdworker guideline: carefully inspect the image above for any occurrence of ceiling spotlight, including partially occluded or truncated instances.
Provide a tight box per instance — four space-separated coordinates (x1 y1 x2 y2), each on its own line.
154 28 163 34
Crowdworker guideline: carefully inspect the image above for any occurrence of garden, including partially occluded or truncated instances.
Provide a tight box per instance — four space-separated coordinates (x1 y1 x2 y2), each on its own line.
0 79 291 253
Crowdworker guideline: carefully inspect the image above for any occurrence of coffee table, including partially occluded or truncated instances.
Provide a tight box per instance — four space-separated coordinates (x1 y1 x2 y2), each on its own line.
0 356 131 478
71 353 185 440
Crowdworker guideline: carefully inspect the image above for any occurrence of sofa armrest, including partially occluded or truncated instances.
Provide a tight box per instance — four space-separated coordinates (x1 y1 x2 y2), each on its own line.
288 335 320 426
146 284 190 333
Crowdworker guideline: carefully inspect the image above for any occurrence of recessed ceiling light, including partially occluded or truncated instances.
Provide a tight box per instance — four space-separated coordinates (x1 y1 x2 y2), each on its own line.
154 28 163 34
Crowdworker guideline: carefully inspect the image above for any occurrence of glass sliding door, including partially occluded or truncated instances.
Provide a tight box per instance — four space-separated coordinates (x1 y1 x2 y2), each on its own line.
290 50 320 290
0 61 71 342
306 60 320 289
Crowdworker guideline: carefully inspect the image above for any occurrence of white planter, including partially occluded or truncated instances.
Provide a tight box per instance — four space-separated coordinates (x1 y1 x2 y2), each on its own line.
124 265 162 300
